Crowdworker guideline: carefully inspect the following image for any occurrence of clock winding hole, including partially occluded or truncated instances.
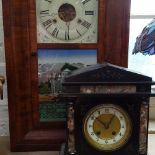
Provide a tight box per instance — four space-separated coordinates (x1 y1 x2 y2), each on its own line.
95 131 101 136
112 131 116 135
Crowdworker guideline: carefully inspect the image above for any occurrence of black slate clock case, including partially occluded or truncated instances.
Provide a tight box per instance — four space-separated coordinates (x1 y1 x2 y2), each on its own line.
61 63 155 155
74 97 140 155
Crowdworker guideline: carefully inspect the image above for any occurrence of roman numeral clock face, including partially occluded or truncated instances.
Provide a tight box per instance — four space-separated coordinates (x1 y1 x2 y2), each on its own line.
83 104 132 151
36 0 98 43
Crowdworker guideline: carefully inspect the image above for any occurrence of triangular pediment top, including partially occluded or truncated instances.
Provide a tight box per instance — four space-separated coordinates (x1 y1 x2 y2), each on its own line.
65 63 152 82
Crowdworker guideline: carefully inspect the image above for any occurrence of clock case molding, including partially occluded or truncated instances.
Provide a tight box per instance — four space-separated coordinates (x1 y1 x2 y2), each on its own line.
2 0 131 151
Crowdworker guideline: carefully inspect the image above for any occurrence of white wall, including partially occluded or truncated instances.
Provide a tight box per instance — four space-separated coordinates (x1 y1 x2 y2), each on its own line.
0 0 9 136
149 97 155 120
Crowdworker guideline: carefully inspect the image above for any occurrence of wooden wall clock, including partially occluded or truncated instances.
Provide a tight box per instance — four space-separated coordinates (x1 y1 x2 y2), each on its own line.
2 0 131 152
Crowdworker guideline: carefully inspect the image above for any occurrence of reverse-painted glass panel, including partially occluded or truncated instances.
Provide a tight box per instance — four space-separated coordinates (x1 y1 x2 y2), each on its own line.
38 49 97 122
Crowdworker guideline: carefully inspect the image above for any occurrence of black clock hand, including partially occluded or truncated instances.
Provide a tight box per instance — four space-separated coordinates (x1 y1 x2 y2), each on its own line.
96 118 106 129
65 22 70 40
106 114 115 129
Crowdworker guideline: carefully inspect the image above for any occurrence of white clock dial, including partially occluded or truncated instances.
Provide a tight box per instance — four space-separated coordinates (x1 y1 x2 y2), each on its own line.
36 0 98 43
83 104 132 151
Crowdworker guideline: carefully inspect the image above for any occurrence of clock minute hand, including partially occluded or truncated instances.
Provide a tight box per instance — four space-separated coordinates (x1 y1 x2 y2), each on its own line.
106 114 115 129
66 22 70 40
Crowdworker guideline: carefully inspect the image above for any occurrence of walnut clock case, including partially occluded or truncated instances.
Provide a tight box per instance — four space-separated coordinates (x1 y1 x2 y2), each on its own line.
61 64 155 155
2 0 131 152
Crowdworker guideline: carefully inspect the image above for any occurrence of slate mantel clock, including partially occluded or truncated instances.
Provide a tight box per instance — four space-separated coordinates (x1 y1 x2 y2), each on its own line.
61 63 154 155
2 0 131 151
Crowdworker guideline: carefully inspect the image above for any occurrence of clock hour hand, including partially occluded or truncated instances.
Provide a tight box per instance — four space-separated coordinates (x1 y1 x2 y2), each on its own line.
96 118 106 129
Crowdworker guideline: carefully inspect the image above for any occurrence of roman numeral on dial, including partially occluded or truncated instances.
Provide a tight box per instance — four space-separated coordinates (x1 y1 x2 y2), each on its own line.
40 10 50 17
44 0 52 3
51 28 59 37
42 19 53 29
76 29 82 36
85 11 94 15
82 0 91 5
65 32 70 40
40 10 49 15
80 20 91 29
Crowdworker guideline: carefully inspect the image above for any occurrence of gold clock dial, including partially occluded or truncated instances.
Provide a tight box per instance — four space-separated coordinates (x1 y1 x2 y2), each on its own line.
83 104 132 151
36 0 98 43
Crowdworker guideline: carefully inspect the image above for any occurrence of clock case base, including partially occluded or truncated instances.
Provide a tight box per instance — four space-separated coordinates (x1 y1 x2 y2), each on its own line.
59 143 149 155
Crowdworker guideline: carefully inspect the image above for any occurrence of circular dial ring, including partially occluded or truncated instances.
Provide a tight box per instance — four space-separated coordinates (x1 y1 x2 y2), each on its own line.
37 0 98 43
83 104 132 151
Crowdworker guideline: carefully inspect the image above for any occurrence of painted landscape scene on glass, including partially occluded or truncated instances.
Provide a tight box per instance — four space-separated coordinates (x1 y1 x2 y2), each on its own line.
38 49 97 122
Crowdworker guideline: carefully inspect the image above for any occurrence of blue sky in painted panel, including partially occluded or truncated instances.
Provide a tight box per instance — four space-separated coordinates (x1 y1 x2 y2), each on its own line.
38 49 97 65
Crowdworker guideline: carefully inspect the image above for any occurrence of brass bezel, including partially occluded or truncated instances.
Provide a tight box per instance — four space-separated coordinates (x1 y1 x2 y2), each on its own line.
83 104 132 151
